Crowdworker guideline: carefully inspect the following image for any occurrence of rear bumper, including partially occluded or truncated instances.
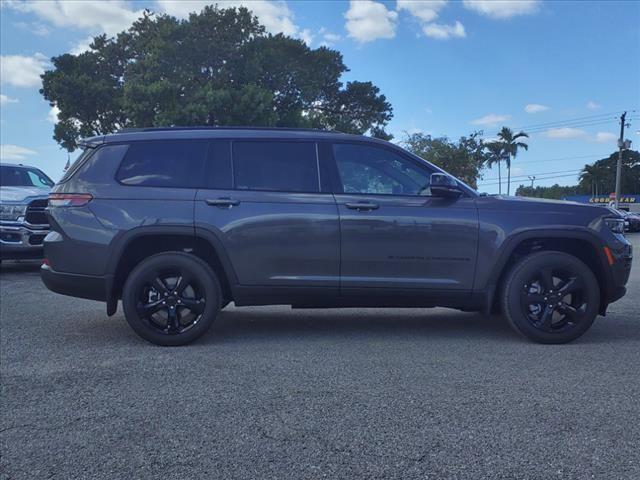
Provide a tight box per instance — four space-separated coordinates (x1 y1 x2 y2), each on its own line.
40 264 110 302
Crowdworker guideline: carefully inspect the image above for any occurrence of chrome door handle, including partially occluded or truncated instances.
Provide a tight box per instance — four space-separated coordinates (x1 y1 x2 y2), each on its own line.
345 202 379 211
205 197 240 207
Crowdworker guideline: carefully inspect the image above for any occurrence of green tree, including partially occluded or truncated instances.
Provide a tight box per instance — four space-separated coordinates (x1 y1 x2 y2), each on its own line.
496 127 529 195
484 142 504 194
402 131 488 188
41 6 393 151
515 184 580 199
577 150 640 195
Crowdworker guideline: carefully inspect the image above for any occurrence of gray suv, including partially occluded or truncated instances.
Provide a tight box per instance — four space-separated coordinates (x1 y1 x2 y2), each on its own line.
41 128 632 345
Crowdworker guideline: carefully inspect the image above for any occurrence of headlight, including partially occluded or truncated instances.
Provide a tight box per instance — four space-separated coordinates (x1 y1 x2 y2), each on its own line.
0 204 28 221
605 217 626 234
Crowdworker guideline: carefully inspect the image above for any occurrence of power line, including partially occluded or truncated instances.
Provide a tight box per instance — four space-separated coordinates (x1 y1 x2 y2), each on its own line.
480 172 581 187
511 111 624 130
478 168 582 183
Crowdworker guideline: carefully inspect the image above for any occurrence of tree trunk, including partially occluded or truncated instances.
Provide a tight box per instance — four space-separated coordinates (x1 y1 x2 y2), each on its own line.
507 158 511 195
498 161 502 194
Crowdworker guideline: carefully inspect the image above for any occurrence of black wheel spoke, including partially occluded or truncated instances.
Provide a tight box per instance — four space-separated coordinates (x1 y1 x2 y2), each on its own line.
179 297 205 314
173 274 193 295
558 277 581 296
537 305 554 331
558 303 583 322
167 307 180 333
138 299 164 318
539 267 555 291
152 277 169 296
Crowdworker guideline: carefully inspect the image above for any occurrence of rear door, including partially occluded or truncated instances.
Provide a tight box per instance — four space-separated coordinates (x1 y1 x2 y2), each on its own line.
329 142 479 291
195 139 340 289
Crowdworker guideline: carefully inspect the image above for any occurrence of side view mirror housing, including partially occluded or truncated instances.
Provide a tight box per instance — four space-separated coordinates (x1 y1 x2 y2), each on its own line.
430 173 462 198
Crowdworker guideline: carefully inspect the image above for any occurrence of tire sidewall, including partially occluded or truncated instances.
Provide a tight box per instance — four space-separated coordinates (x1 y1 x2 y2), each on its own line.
122 252 221 346
502 251 600 344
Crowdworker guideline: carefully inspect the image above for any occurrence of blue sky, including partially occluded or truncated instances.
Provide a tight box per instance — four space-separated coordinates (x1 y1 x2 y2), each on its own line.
1 0 639 193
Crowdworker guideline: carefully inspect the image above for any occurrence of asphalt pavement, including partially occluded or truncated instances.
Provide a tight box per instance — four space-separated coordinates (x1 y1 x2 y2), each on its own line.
1 235 639 479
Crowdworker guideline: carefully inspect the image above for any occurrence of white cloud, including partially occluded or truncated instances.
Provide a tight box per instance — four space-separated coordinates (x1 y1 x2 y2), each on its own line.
423 21 465 39
545 127 587 139
0 94 19 105
5 0 144 36
586 100 601 110
156 1 301 38
525 103 549 113
47 105 61 124
594 132 617 143
69 36 95 55
318 27 341 46
345 0 398 43
397 0 447 23
0 144 37 161
14 21 50 36
0 53 49 88
471 113 511 126
463 0 540 19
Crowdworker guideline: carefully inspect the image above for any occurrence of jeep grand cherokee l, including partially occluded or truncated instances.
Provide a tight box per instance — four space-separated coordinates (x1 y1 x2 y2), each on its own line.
41 127 632 345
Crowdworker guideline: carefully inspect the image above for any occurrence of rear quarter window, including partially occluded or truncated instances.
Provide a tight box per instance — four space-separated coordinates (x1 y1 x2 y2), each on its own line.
116 140 208 188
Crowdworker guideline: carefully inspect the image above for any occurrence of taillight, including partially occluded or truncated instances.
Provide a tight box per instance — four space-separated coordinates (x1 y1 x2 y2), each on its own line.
48 193 93 207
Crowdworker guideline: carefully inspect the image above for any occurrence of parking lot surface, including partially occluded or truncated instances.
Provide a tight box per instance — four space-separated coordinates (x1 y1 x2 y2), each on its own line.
1 234 639 479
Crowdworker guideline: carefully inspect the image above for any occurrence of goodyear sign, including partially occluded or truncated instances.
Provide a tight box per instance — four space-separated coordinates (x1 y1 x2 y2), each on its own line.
563 194 640 205
589 196 637 204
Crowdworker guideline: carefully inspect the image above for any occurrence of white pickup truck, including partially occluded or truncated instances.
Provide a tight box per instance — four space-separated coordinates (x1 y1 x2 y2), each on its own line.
0 163 53 261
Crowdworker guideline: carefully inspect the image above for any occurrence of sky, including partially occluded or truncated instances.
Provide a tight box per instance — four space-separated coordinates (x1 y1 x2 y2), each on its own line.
1 0 639 193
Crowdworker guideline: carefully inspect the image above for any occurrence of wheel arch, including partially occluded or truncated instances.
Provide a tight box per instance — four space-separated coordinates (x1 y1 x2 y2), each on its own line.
107 226 238 314
486 229 611 315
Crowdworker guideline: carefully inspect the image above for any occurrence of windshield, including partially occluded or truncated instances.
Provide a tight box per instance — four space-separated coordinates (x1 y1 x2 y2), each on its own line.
0 165 54 188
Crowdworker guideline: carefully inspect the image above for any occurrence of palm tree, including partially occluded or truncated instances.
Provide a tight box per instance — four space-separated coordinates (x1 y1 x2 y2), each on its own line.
484 142 504 194
497 127 529 195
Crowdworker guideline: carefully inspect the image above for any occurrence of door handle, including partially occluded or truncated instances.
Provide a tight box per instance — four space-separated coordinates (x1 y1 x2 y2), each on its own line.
205 197 240 207
345 201 379 211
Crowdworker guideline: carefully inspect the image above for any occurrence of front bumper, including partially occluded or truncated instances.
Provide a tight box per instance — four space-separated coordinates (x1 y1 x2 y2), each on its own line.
0 222 50 259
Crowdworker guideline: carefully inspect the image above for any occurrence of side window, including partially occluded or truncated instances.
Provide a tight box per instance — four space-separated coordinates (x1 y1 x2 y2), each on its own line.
333 143 432 196
205 140 232 189
116 140 208 188
232 141 319 193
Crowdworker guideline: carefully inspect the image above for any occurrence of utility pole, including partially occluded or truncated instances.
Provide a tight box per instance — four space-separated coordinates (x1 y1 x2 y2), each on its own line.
614 112 627 209
528 175 536 189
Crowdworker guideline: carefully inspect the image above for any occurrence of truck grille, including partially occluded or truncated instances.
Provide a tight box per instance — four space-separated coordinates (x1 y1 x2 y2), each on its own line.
25 199 49 226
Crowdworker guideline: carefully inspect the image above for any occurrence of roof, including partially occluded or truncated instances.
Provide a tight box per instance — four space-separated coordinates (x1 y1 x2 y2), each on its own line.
80 126 383 147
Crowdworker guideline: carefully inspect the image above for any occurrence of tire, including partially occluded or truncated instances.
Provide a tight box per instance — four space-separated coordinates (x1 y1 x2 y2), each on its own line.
501 251 600 344
122 252 221 346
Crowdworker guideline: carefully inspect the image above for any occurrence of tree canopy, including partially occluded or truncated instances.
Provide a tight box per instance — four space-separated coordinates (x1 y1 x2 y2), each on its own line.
402 131 488 188
41 6 393 151
515 149 640 198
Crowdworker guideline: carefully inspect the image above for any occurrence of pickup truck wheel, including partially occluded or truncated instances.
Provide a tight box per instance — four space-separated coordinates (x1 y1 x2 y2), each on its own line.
122 252 221 346
501 251 600 344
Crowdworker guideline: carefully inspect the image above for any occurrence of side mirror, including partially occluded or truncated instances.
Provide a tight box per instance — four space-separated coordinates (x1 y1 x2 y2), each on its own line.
430 173 462 198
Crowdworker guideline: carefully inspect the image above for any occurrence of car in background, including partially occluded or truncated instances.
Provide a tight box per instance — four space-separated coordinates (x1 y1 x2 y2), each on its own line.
619 210 640 232
0 163 54 261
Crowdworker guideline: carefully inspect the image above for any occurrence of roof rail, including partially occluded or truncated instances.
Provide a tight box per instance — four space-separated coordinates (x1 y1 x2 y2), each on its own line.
117 126 344 134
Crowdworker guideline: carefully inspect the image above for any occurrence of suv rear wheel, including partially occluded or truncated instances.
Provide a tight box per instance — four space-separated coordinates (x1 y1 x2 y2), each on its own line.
501 251 600 344
122 252 221 346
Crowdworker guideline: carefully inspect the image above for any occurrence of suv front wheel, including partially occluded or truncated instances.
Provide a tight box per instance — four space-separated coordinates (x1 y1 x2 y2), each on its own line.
501 251 600 344
122 252 221 346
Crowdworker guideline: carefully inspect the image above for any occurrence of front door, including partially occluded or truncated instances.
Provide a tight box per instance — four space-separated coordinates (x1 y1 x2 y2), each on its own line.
330 142 479 291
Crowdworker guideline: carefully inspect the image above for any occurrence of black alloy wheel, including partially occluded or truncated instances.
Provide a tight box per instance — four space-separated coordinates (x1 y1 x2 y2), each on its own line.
122 252 221 346
502 251 600 344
